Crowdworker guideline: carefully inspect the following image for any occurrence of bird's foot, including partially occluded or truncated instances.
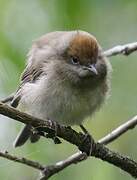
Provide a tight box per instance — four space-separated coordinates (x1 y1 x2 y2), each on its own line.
36 120 62 144
79 125 95 156
45 130 61 144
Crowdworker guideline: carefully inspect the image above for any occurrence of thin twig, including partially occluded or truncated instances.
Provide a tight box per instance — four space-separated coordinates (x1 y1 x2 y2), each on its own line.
104 42 137 57
39 152 87 180
0 150 45 171
98 115 137 144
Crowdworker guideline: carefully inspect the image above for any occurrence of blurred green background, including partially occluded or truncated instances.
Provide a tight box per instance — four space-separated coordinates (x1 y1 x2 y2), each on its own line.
0 0 137 179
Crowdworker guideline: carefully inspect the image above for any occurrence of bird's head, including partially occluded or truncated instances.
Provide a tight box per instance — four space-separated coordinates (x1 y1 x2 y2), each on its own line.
30 31 110 88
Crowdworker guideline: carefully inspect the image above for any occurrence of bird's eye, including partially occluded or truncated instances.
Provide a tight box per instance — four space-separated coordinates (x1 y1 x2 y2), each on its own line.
70 56 79 65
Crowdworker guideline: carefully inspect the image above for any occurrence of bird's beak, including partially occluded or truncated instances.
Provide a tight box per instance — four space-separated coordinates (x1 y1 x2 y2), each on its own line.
84 64 98 75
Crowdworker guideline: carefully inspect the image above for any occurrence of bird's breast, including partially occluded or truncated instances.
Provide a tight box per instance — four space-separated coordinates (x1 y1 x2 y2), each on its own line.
39 81 107 125
19 78 108 126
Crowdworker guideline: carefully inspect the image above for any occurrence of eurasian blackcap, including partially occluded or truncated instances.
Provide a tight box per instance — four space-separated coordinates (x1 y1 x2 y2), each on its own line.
11 30 111 147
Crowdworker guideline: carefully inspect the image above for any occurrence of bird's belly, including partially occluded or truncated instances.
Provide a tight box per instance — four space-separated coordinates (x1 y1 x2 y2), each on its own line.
39 87 105 126
19 83 106 126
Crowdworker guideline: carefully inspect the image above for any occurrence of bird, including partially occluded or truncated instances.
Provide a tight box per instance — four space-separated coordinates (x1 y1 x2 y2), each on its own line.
11 30 111 147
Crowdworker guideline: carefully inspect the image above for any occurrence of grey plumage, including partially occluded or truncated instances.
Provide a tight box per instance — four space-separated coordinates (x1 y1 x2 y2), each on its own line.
13 31 111 147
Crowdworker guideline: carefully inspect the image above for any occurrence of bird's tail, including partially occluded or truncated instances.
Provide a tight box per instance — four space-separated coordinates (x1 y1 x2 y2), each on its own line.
13 124 40 147
13 124 31 147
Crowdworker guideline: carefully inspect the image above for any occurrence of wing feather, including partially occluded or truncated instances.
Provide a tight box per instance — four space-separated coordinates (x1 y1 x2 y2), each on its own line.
11 63 46 107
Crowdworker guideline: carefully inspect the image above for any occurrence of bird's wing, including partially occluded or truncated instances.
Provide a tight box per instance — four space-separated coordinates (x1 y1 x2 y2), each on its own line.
11 63 46 108
20 64 45 85
11 31 61 107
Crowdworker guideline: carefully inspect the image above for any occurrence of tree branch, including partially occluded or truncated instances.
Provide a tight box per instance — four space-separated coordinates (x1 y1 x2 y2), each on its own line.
0 102 137 179
104 42 137 57
98 115 137 144
0 150 45 171
40 115 137 179
39 152 87 180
